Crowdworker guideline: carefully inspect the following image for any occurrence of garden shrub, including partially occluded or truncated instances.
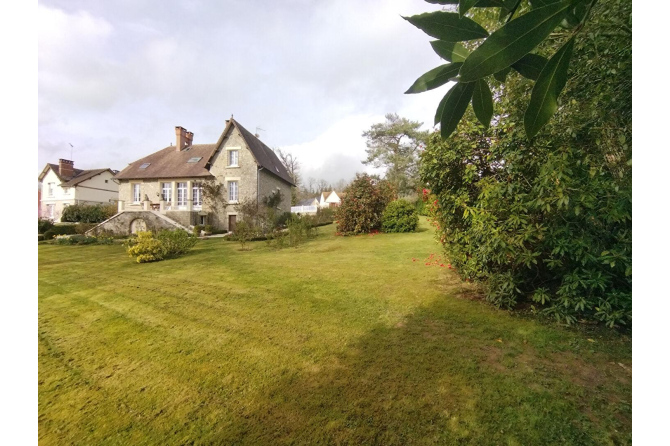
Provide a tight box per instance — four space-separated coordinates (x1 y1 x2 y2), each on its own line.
419 1 631 327
61 203 116 223
382 199 418 233
125 229 197 263
273 211 292 229
125 232 165 263
315 207 336 225
193 225 202 237
204 225 214 234
155 229 198 258
336 174 396 234
43 224 77 240
234 221 254 250
38 218 54 234
287 214 316 247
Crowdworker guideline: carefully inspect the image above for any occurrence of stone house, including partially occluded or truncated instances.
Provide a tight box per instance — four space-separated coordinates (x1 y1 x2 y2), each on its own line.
92 118 294 235
38 159 119 222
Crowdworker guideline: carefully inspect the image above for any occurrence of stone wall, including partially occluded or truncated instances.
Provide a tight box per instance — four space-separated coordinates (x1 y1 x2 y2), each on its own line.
86 211 187 236
258 169 292 214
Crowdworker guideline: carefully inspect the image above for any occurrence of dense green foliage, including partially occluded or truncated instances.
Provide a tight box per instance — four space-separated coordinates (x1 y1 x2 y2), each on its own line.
125 230 198 263
38 218 54 234
420 0 631 327
336 174 396 234
43 224 77 240
362 114 429 195
382 200 419 233
405 0 602 138
60 203 117 223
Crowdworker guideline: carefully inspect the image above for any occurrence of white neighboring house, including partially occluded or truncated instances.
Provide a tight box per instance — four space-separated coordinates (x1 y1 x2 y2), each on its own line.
38 159 119 222
291 197 319 214
319 191 342 208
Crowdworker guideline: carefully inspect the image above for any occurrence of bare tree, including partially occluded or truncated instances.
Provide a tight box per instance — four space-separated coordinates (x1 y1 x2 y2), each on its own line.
274 148 300 187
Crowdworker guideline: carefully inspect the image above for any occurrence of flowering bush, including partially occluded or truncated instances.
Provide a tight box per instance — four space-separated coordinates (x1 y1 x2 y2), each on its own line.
336 174 396 234
381 199 418 233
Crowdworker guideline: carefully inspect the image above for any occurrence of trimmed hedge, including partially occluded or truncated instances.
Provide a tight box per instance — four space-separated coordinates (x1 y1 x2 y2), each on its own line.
61 204 116 223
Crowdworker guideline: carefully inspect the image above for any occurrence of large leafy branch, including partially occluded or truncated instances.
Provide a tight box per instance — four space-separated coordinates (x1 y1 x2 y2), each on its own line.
404 0 597 139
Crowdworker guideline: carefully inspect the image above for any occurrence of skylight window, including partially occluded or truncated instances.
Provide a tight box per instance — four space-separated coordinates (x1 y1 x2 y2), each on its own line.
139 163 151 169
187 157 202 163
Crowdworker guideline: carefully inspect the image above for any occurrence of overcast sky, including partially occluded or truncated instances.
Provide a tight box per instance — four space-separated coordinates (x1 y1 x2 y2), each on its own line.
38 0 452 186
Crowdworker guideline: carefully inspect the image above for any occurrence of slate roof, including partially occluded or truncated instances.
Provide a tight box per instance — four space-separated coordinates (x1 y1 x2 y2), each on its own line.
297 198 319 206
114 119 295 186
38 163 115 186
114 144 217 180
229 119 295 186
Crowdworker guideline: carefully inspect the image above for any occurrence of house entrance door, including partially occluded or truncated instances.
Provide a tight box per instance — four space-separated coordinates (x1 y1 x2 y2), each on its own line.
228 215 237 233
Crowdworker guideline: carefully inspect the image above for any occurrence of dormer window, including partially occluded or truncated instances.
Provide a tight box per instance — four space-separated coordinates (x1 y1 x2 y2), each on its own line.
139 163 151 170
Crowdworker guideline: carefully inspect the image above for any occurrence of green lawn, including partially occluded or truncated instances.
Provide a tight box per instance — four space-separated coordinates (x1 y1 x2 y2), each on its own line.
38 218 631 445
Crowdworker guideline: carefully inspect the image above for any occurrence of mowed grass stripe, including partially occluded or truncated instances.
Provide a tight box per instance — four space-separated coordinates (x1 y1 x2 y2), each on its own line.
39 218 631 445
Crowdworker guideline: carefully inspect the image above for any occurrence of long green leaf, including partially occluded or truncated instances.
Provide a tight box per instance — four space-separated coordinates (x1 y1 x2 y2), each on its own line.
436 82 476 138
493 66 511 82
404 11 489 42
472 79 493 128
512 53 547 80
524 37 575 138
430 40 470 62
458 1 570 81
460 0 481 17
405 63 463 94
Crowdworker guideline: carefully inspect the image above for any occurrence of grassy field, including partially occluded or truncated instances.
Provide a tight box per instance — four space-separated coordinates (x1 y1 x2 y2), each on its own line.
38 218 632 445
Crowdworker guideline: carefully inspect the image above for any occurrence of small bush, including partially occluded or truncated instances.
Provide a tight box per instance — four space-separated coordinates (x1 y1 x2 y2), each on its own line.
43 224 77 240
124 230 197 263
125 232 165 263
155 229 198 258
315 207 336 225
382 200 419 233
273 212 292 229
38 218 54 234
204 225 214 234
235 221 254 250
193 225 202 237
38 235 45 242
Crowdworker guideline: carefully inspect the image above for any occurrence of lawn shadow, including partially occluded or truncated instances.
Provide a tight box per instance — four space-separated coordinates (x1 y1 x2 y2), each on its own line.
218 299 631 445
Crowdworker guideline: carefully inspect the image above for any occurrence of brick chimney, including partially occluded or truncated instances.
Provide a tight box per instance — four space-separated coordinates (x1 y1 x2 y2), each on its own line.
58 159 75 178
175 126 194 151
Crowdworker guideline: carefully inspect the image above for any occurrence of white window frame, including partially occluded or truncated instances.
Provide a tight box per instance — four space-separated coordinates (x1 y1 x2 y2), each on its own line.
228 150 239 167
132 183 141 203
228 181 238 202
192 183 202 209
48 183 54 197
46 204 54 219
161 182 172 202
177 182 188 207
